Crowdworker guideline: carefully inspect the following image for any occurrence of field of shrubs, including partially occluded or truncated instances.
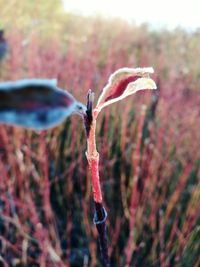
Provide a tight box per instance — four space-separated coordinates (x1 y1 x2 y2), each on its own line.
0 2 199 266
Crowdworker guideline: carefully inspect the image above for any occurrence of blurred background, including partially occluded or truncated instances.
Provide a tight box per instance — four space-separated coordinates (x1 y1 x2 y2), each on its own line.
0 1 199 266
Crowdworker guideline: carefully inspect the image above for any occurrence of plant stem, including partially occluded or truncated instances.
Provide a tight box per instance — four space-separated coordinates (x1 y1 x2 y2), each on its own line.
85 109 110 267
86 118 102 203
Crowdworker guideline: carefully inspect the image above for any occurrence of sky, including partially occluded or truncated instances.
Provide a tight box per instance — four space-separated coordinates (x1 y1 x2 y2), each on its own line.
62 0 199 31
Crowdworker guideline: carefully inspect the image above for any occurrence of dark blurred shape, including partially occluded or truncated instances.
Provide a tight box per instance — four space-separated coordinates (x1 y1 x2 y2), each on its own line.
0 30 8 61
0 79 85 130
149 77 160 119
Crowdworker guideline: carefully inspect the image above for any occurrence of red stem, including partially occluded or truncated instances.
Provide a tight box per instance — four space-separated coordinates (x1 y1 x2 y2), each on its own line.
85 107 110 267
86 116 103 203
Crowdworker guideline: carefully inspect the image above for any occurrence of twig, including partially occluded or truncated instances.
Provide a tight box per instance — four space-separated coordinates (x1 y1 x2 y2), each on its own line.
85 90 110 267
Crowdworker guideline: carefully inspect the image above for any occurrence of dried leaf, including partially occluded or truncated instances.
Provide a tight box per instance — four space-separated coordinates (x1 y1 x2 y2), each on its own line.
0 79 86 130
96 67 157 112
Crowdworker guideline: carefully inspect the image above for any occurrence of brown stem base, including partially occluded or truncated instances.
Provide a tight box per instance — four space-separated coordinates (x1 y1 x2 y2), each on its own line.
94 202 110 267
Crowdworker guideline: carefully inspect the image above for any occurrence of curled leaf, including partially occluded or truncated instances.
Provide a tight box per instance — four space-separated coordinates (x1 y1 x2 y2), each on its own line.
0 79 86 130
95 67 157 112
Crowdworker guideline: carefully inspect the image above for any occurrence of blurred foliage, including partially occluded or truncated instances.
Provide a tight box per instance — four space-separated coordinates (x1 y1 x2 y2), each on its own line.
0 0 64 36
0 1 200 267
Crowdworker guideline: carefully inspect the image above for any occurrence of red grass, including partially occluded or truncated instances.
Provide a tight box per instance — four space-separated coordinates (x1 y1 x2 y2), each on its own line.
0 24 199 266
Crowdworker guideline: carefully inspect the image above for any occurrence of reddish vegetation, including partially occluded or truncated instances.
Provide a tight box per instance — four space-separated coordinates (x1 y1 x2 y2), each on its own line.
0 24 199 267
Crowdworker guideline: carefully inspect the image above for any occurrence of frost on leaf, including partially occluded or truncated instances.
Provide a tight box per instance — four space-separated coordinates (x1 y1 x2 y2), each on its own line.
0 79 86 130
95 67 157 112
